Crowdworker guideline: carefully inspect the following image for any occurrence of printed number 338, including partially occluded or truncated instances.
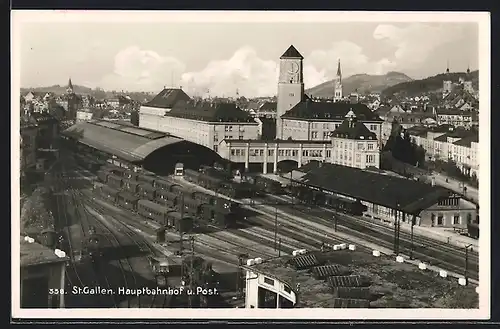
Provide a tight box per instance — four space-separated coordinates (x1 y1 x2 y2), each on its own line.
49 288 65 295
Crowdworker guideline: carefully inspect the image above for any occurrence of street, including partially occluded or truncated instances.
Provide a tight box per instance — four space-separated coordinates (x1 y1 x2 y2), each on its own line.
431 173 478 204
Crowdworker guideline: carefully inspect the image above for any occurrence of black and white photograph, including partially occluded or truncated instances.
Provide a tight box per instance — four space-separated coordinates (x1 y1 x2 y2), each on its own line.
11 11 490 319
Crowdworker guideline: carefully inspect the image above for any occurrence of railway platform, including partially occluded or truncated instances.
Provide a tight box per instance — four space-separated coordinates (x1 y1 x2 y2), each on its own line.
401 225 479 251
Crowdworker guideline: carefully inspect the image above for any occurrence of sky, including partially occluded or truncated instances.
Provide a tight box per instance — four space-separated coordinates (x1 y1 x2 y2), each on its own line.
17 13 479 98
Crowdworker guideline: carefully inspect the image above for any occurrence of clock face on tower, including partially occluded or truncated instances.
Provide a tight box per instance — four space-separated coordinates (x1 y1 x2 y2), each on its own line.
288 62 299 74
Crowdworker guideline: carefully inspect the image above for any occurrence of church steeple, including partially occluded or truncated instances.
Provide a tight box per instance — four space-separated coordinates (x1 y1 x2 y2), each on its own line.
446 60 450 74
67 77 74 94
334 59 343 102
336 59 342 83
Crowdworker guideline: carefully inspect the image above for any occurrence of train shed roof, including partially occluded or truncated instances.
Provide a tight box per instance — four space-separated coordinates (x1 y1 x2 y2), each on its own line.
297 163 452 215
62 120 185 163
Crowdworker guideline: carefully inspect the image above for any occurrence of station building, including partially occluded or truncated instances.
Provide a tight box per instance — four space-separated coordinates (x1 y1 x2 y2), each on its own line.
294 163 477 229
139 89 260 153
20 239 69 308
62 120 224 175
136 45 384 173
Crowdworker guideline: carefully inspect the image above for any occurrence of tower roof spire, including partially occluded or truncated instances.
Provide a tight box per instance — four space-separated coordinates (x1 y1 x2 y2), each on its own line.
467 62 471 74
280 45 304 59
446 60 450 74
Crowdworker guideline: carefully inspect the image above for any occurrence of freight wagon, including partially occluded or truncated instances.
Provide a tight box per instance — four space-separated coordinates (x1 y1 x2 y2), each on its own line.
137 173 156 186
137 199 172 226
154 179 178 192
155 189 179 208
166 211 194 233
116 192 139 211
107 174 123 189
137 184 157 201
99 185 119 203
123 180 141 194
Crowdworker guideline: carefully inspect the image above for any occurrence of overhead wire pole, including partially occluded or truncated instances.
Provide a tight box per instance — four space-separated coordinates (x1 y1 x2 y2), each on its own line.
464 243 473 285
179 192 185 255
274 205 278 252
188 236 195 308
410 214 416 260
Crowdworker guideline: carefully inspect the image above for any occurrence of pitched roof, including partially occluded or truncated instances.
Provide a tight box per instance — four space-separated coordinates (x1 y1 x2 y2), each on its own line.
280 45 304 59
330 118 377 140
144 88 192 109
453 134 479 147
298 163 451 214
436 108 473 116
258 101 277 112
166 100 258 123
282 100 383 122
21 240 69 267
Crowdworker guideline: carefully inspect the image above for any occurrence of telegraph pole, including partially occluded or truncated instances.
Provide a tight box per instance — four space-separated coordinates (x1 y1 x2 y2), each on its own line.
333 215 338 232
188 236 194 308
410 214 415 260
278 238 282 257
465 244 473 285
179 193 185 255
274 205 278 251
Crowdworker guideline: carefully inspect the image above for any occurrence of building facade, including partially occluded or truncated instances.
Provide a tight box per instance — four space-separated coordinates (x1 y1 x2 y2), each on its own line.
20 123 38 173
408 126 479 177
435 109 473 128
139 89 260 152
330 111 380 169
21 240 69 308
276 45 305 140
275 45 383 144
76 110 93 122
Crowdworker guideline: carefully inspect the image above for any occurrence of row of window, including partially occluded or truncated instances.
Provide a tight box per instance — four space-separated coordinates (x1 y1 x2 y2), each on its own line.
438 197 460 207
230 148 331 158
333 140 376 151
430 213 472 226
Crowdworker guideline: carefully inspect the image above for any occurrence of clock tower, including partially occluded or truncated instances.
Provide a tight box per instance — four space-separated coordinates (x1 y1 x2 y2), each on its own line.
276 45 304 140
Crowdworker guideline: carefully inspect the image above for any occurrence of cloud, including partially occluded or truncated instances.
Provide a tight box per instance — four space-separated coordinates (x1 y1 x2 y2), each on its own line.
373 23 464 67
99 46 185 91
96 25 461 96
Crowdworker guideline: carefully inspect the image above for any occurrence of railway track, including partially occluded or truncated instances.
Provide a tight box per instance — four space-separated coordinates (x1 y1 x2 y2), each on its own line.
260 194 479 281
66 161 170 308
81 194 171 308
53 163 117 308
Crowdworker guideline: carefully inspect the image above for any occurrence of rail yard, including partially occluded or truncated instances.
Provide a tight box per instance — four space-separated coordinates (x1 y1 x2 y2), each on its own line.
19 141 480 309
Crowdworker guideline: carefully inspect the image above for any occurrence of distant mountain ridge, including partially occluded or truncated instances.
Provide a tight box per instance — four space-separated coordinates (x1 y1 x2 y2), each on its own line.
381 70 479 99
20 84 155 102
306 71 413 98
21 84 94 95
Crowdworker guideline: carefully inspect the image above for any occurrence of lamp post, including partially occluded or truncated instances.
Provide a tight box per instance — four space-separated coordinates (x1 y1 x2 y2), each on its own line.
464 244 473 285
333 214 338 232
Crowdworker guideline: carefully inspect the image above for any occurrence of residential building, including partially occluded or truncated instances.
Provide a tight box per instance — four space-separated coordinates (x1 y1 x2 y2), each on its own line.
76 109 94 122
20 122 38 173
435 108 473 128
330 110 380 169
408 125 479 177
